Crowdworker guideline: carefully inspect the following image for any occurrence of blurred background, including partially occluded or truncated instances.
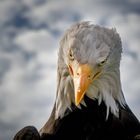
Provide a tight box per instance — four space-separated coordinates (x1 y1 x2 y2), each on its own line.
0 0 140 139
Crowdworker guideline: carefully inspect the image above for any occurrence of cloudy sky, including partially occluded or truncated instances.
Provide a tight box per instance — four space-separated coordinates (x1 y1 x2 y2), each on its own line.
0 0 140 139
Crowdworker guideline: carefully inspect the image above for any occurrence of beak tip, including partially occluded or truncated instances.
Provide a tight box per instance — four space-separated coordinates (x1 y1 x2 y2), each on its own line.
75 91 85 106
75 101 79 106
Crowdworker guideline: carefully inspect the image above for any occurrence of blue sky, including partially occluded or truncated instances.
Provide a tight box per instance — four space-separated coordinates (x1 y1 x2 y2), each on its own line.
0 0 140 139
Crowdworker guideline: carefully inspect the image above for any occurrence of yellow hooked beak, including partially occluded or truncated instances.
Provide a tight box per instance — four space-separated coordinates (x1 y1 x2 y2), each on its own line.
69 64 101 106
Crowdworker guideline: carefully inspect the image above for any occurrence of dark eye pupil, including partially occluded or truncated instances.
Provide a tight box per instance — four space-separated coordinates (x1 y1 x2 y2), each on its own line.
98 59 107 66
70 53 72 57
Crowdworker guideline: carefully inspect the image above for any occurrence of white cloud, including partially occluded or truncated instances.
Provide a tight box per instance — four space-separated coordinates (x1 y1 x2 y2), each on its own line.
0 0 17 24
14 29 57 52
121 55 140 119
0 50 57 123
0 27 58 139
108 14 140 42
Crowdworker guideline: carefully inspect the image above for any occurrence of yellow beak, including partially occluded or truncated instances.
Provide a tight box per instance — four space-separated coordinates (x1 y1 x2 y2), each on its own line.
69 64 93 106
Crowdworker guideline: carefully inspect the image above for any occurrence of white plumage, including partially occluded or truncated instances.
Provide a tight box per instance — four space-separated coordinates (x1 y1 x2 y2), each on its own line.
55 21 126 119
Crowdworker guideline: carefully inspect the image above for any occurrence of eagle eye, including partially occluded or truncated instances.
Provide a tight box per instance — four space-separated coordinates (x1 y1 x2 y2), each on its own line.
69 50 74 61
98 59 107 66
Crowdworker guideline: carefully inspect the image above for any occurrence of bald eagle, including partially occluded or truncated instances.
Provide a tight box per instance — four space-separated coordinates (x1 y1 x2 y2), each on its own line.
14 22 140 140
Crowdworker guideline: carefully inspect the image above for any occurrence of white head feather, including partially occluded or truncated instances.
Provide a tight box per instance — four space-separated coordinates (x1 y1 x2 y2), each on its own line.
55 21 126 120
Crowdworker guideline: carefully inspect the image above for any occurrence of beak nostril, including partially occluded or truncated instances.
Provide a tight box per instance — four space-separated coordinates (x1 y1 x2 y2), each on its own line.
77 72 80 76
88 75 91 79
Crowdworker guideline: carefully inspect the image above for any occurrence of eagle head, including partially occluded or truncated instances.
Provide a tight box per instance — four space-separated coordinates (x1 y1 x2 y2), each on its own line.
55 21 126 119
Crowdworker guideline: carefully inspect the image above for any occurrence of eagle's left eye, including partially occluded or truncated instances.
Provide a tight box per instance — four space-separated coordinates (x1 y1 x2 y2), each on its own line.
98 59 107 66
